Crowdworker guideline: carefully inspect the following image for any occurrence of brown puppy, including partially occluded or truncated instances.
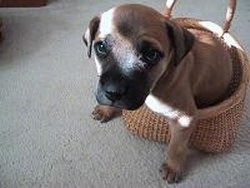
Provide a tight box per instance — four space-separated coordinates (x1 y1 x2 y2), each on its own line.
83 4 233 183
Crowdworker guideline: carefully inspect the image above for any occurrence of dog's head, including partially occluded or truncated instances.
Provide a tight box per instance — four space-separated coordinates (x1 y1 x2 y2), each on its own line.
83 4 194 110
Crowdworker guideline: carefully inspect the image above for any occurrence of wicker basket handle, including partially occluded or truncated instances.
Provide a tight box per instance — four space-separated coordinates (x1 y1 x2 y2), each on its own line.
163 0 177 18
222 0 237 36
163 0 237 36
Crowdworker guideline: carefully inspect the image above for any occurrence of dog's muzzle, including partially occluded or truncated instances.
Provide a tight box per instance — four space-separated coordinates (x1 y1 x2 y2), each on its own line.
96 68 149 110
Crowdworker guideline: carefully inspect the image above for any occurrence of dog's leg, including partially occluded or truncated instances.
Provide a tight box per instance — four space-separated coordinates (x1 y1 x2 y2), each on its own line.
160 118 196 183
92 105 122 123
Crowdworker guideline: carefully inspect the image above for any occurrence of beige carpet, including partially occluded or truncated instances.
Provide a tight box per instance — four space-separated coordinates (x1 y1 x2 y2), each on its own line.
0 0 250 187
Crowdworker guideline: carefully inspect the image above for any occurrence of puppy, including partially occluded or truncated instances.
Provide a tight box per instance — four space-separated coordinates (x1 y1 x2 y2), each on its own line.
83 4 233 183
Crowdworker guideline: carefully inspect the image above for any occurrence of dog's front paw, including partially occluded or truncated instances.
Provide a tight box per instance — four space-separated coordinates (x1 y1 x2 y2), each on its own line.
159 163 182 184
92 105 122 123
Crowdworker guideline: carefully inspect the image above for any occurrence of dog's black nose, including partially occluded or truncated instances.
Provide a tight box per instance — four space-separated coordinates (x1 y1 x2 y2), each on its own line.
105 90 123 102
100 68 127 102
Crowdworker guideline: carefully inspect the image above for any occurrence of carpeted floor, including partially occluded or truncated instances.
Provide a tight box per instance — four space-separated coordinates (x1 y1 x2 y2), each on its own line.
0 0 250 187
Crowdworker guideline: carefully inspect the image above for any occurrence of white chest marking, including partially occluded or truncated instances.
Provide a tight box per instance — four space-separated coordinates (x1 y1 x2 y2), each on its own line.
178 116 193 127
145 94 192 127
145 94 178 118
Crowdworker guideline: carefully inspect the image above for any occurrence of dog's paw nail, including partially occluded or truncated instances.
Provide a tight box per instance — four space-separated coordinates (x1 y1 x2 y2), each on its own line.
92 111 98 117
92 112 102 121
100 118 108 123
160 163 182 183
92 111 97 116
91 109 109 123
159 163 167 173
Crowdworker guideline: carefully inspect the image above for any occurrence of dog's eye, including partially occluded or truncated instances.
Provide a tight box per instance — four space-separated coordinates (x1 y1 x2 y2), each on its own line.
141 48 162 64
94 41 109 57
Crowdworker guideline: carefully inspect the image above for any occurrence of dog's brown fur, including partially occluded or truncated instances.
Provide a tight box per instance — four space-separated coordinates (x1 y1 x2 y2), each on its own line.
85 4 233 183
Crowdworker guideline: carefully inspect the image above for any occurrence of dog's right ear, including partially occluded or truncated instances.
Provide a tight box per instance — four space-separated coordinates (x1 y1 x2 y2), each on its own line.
166 21 194 66
83 16 100 58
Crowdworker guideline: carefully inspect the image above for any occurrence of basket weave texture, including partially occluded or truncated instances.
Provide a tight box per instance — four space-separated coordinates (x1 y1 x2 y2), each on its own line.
123 19 250 153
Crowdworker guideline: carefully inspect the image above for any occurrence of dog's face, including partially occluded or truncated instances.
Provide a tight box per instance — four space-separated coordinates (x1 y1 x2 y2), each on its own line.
83 4 193 110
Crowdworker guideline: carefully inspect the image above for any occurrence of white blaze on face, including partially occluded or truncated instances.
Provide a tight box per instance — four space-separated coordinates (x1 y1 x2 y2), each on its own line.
94 56 102 76
116 49 140 73
93 8 116 75
97 7 141 74
99 8 116 38
145 94 193 127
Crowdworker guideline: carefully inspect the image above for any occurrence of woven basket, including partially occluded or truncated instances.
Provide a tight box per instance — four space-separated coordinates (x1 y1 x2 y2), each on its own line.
123 18 250 153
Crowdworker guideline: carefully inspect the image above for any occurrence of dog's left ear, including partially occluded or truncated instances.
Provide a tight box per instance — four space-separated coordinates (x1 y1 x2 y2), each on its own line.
166 21 194 66
83 16 100 58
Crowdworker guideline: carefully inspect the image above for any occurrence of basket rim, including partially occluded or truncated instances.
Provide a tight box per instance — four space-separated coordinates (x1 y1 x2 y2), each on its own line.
176 18 250 118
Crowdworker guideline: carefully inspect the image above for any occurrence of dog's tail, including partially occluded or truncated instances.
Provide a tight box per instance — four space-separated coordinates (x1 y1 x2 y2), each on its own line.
163 0 237 35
